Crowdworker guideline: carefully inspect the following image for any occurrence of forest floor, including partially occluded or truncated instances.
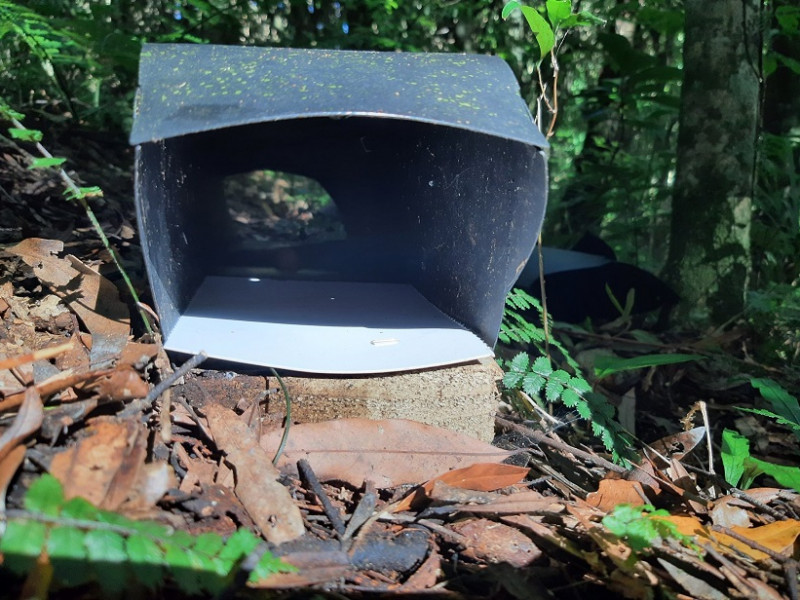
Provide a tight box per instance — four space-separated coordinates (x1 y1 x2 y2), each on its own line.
1 130 800 599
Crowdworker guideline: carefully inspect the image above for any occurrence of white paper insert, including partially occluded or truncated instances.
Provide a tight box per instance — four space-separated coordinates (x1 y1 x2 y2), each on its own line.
166 276 493 374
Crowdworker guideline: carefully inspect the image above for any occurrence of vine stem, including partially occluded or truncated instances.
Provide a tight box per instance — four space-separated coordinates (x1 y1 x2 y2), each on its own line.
10 117 154 334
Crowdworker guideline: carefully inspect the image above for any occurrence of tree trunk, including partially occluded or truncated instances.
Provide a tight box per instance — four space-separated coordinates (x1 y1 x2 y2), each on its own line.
664 0 761 323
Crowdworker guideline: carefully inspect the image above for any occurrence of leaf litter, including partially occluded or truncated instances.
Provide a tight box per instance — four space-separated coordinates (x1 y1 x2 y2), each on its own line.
1 138 800 598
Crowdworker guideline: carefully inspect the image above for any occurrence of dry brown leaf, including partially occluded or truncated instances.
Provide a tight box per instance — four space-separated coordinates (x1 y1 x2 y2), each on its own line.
77 366 149 401
586 478 649 511
729 520 800 557
50 419 141 508
126 462 176 514
50 419 172 513
726 488 786 507
645 427 706 466
203 403 304 544
253 551 351 588
6 239 129 360
622 458 662 493
433 462 529 492
450 518 542 567
0 278 13 301
503 514 587 560
6 239 71 284
710 496 751 528
175 443 218 494
657 555 728 600
425 479 499 505
0 445 26 511
0 386 43 465
260 418 514 488
664 515 800 561
118 340 160 368
393 462 529 512
54 335 91 372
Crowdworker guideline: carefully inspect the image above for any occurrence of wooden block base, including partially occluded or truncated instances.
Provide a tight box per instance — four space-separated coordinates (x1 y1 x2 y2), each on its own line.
181 360 501 441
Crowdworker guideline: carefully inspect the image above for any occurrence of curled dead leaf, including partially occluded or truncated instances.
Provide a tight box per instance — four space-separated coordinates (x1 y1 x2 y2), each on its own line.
0 387 43 465
5 239 130 361
204 403 305 544
50 419 173 514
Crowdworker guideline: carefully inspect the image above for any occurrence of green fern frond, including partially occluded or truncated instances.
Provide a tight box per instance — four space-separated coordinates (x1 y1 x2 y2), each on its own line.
503 348 635 464
501 288 635 462
0 475 295 595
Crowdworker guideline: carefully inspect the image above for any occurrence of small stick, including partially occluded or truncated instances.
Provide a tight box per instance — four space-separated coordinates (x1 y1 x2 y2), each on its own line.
118 351 207 420
0 341 75 371
146 352 207 404
729 489 785 520
159 388 173 444
269 368 292 467
701 542 758 598
711 525 797 600
496 416 627 474
699 400 715 474
785 560 798 600
343 482 378 540
536 234 551 361
297 458 346 537
710 524 787 564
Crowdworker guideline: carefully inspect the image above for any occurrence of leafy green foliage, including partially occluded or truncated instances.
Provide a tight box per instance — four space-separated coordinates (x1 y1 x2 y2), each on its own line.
0 475 294 595
503 1 556 59
502 0 602 61
8 126 42 142
503 352 590 404
723 380 800 489
746 282 800 367
721 429 800 490
745 378 800 439
602 504 697 553
593 352 705 378
500 287 580 371
2 108 151 332
541 1 683 275
29 156 66 169
721 428 753 488
500 289 634 464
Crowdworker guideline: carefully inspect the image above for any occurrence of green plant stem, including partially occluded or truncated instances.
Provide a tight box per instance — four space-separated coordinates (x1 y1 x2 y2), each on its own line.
10 117 154 334
536 233 551 360
270 368 292 467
